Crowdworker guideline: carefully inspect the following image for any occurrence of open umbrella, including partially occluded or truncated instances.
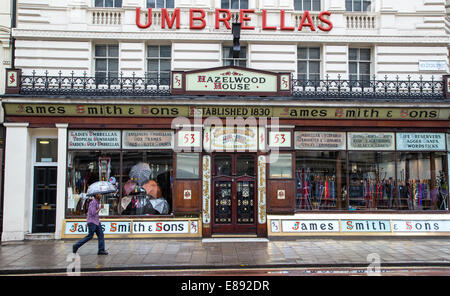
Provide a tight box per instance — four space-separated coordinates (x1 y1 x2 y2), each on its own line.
129 162 152 186
86 180 116 196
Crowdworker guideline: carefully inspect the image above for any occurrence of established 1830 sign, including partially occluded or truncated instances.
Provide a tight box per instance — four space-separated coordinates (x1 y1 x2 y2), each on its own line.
171 66 291 96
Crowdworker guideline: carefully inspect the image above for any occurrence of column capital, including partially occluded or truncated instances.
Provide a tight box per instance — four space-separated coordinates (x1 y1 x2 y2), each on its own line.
3 122 29 128
55 123 69 129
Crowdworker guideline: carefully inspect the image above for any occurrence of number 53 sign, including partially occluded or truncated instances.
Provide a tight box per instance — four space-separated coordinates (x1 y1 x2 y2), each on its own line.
268 131 291 148
177 130 202 148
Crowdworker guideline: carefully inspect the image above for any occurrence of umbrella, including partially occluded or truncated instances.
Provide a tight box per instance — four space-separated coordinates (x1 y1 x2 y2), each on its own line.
129 162 152 186
86 181 116 196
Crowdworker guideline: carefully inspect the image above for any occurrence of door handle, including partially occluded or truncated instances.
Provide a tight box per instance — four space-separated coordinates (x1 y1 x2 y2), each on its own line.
41 203 51 210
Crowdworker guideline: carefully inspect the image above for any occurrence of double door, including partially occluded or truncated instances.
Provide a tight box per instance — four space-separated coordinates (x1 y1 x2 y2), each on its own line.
212 154 256 234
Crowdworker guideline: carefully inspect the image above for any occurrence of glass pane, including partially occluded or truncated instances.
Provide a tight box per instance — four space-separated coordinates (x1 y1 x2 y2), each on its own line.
360 49 371 61
108 59 118 72
148 59 159 71
354 0 362 11
312 0 321 11
363 0 371 11
166 0 174 8
96 59 107 71
223 59 233 66
231 0 239 9
95 45 107 57
298 61 307 73
297 73 307 81
221 0 229 9
359 62 370 75
108 45 118 57
148 46 159 57
348 152 396 211
345 0 353 11
160 46 171 58
36 139 58 162
176 153 200 179
303 0 312 11
309 47 320 60
237 155 255 176
309 61 320 74
269 154 292 179
147 0 156 8
294 0 302 10
296 151 347 210
237 60 247 67
114 0 122 7
239 46 247 58
156 0 164 8
160 60 171 72
160 72 170 82
66 152 120 216
105 0 114 7
215 155 232 176
121 152 172 215
297 47 307 59
349 48 358 61
349 62 357 74
310 73 320 81
95 0 103 7
240 0 248 9
223 46 232 58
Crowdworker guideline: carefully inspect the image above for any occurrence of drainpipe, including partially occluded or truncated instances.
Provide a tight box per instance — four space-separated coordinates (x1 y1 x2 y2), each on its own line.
10 0 16 68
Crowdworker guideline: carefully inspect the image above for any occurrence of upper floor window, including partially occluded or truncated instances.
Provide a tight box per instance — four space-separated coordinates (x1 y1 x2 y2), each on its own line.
297 47 321 81
95 0 122 7
221 0 249 9
346 0 371 12
147 45 172 84
294 0 321 11
147 0 174 8
222 46 247 67
94 44 119 83
349 48 371 84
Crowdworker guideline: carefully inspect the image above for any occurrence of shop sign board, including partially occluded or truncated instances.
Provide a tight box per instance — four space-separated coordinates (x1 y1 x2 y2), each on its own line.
4 103 449 121
122 130 174 149
396 133 446 151
295 131 346 150
64 220 199 236
270 219 450 235
347 132 395 150
171 66 291 96
68 130 120 149
210 126 258 151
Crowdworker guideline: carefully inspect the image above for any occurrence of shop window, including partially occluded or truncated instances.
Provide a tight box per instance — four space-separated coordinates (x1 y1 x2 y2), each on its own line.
67 152 121 216
95 0 122 8
349 48 371 87
345 0 371 12
36 138 58 163
147 0 174 8
176 153 200 179
269 153 293 179
94 44 119 84
221 0 248 9
222 46 247 67
397 152 448 211
147 45 171 85
294 0 321 11
297 47 321 82
296 151 346 211
121 151 173 215
348 152 396 211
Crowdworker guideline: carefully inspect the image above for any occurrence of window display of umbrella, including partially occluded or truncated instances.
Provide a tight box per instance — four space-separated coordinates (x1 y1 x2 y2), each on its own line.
86 180 117 196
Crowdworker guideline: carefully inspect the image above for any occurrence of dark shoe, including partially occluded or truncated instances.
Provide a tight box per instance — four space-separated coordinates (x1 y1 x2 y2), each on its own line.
98 250 109 255
72 245 78 254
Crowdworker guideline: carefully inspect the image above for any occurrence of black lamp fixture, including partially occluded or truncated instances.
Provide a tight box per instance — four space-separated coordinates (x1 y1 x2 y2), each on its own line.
231 22 241 59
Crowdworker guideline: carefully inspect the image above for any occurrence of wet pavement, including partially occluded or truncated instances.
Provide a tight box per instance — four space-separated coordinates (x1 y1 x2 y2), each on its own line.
0 237 449 274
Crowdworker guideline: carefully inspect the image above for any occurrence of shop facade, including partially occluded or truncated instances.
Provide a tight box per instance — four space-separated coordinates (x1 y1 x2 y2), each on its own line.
1 0 450 241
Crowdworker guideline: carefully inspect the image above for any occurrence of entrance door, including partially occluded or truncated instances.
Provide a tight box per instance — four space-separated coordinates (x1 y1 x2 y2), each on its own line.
212 154 256 234
32 166 57 233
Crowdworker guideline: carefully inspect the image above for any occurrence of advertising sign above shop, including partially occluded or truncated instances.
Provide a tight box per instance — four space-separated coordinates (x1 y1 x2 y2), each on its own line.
295 131 346 150
171 66 291 96
122 130 174 149
396 133 446 151
210 126 258 151
68 130 120 149
348 132 395 150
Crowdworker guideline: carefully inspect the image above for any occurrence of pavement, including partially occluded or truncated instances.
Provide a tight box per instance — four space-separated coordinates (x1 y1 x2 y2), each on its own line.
0 237 450 274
